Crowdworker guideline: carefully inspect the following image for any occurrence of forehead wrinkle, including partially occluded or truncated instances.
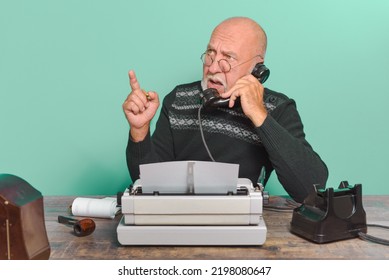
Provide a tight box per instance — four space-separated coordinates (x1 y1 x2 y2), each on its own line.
208 31 241 58
207 44 237 58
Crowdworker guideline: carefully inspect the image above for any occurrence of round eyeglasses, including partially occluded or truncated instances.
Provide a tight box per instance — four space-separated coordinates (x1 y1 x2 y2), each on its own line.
200 52 263 73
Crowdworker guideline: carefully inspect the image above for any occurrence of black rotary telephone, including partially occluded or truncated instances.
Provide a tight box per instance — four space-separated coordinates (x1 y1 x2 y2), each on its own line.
200 63 270 108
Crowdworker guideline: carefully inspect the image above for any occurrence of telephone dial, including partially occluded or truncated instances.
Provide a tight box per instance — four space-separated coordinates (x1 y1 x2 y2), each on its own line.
200 63 270 108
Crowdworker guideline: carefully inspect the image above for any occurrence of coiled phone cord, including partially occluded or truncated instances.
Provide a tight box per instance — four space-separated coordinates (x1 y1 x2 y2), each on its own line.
198 104 216 162
358 224 389 246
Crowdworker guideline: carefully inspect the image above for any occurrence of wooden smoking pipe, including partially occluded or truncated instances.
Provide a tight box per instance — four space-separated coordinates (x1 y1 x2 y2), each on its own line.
57 215 96 237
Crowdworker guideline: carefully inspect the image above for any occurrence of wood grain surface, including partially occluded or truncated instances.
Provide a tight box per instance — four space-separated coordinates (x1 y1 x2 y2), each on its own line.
43 195 389 260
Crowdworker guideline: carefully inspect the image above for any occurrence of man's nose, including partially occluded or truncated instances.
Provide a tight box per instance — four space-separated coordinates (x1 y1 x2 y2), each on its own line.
207 58 222 74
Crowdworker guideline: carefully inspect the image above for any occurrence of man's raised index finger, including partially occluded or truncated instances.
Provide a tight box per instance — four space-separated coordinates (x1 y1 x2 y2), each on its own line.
128 70 141 91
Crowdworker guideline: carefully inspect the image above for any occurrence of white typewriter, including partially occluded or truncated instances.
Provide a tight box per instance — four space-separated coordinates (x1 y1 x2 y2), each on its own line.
117 161 267 245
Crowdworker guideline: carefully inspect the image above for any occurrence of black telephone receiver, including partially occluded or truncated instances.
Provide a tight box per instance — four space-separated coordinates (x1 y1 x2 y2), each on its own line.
200 63 270 108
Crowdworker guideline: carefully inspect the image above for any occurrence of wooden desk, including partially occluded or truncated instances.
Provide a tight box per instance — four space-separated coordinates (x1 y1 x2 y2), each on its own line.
44 195 389 260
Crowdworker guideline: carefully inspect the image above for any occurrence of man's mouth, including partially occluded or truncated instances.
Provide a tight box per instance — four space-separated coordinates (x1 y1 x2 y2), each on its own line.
202 75 227 93
207 77 226 91
209 79 224 87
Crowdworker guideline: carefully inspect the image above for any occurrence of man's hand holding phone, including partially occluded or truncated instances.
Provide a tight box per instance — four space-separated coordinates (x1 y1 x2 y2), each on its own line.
220 74 268 127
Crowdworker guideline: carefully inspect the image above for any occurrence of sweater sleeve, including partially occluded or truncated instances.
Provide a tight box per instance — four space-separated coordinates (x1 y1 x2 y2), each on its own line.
257 99 328 202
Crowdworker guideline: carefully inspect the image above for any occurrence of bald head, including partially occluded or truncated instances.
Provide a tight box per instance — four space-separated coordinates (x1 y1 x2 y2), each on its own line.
212 17 267 59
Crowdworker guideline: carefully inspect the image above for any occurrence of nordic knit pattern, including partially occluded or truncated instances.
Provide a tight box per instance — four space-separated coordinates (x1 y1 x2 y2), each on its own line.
126 81 328 202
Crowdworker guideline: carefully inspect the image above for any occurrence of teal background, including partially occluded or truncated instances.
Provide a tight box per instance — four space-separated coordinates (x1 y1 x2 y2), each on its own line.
1 0 388 196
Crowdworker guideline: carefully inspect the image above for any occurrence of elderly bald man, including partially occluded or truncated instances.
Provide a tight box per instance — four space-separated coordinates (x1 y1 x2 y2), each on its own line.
122 17 328 203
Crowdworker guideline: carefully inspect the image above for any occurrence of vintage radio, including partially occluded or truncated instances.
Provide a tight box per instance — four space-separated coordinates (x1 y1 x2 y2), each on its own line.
0 174 50 259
